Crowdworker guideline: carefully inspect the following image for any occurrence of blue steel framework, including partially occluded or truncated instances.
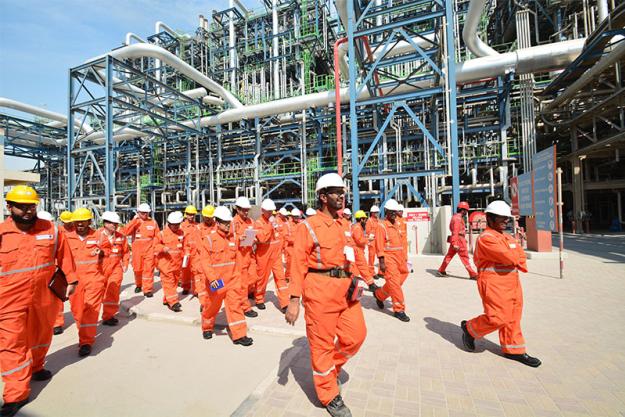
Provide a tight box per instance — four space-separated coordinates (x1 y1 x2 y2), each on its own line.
67 55 203 213
346 0 460 212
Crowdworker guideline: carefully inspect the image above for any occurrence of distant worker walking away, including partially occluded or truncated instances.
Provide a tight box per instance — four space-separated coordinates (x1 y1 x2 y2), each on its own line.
460 200 541 368
286 173 366 417
122 203 159 297
437 201 478 279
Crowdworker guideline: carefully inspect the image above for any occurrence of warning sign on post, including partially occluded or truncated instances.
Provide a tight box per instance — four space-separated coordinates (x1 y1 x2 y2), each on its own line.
405 211 430 222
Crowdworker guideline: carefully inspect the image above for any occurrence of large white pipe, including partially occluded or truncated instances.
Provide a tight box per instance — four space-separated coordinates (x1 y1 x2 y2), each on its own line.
125 33 145 45
155 21 178 38
272 0 280 100
544 38 625 110
0 97 92 134
463 0 499 57
597 0 609 23
88 43 243 108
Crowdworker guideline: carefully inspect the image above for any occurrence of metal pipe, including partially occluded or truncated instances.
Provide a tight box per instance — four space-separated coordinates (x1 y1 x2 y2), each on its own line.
155 21 178 38
598 0 609 23
0 97 93 134
124 33 145 45
463 0 499 57
272 0 280 100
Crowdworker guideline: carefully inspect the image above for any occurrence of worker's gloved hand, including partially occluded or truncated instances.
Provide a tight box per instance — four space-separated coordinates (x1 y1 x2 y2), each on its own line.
285 297 300 325
66 283 78 298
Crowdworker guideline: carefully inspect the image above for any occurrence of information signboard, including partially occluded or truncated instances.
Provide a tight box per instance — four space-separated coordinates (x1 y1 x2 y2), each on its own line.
533 146 557 231
518 172 533 216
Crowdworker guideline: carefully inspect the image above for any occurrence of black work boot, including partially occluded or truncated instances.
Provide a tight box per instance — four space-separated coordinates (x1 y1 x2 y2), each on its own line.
256 303 266 310
53 326 64 335
461 320 475 352
504 353 542 368
0 398 28 417
144 292 153 298
374 293 385 309
31 369 53 381
394 311 410 322
134 286 142 293
182 289 190 295
326 395 352 417
102 317 119 326
368 283 379 293
436 270 447 277
233 336 253 346
244 309 258 318
78 344 92 357
170 302 182 312
202 331 213 340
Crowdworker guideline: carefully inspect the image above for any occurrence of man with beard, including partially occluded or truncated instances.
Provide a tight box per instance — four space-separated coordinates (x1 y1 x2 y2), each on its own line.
0 186 77 417
231 197 259 317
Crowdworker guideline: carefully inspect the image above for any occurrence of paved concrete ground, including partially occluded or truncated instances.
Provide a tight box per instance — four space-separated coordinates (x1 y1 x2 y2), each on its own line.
2 233 624 417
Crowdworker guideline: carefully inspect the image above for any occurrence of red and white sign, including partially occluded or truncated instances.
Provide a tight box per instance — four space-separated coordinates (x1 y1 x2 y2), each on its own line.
405 211 430 222
510 176 519 216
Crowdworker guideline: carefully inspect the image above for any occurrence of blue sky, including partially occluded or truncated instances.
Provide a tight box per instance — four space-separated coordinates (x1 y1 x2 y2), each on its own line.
1 0 250 168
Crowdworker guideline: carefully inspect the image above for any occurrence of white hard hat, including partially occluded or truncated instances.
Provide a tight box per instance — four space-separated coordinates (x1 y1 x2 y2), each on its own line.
37 211 53 221
167 211 184 224
315 173 345 192
384 199 401 211
306 208 316 216
234 196 251 209
290 208 302 217
214 206 233 222
397 204 404 211
485 200 512 217
261 199 276 211
343 208 352 216
102 211 121 224
278 207 289 216
138 203 151 213
370 205 380 213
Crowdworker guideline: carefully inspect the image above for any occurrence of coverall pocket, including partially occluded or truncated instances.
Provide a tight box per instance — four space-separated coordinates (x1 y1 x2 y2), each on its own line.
0 238 20 269
34 238 55 260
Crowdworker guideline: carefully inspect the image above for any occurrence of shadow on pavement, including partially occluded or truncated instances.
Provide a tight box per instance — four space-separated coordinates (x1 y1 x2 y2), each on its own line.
425 268 473 281
359 293 397 319
277 337 325 408
423 317 501 354
557 234 625 263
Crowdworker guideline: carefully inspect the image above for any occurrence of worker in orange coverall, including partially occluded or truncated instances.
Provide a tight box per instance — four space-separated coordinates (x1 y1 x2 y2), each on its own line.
254 198 289 312
285 173 366 417
198 206 253 346
460 200 541 368
437 201 478 279
276 207 293 281
180 205 199 294
66 207 108 358
351 210 377 290
192 205 216 307
230 197 258 318
52 210 76 336
366 205 380 278
121 203 159 297
99 211 129 326
372 199 411 322
155 211 186 312
0 186 77 417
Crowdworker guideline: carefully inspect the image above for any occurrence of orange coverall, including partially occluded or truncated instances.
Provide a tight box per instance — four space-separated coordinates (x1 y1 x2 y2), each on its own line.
122 217 159 293
350 222 374 285
365 216 378 275
54 226 74 329
193 222 215 305
278 216 294 282
466 227 528 354
254 216 289 309
99 228 130 321
290 211 367 406
231 215 257 313
374 220 409 312
198 228 248 340
438 213 477 277
0 218 77 403
180 219 198 292
66 228 108 347
155 227 186 308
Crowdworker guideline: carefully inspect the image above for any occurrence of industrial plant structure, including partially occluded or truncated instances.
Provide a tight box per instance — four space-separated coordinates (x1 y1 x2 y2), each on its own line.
1 0 624 231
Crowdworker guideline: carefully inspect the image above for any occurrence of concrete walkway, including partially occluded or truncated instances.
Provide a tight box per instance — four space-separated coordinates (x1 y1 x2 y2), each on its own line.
2 234 624 417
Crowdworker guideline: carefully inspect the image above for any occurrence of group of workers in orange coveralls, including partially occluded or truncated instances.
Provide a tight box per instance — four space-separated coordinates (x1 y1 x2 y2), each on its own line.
0 178 540 417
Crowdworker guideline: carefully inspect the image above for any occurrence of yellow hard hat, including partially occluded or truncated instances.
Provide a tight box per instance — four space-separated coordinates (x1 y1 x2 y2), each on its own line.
72 207 93 222
59 211 74 223
184 205 198 215
202 205 215 217
354 210 367 219
5 185 40 205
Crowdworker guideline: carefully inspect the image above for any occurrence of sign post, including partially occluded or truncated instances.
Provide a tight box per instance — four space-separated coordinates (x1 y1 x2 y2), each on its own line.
557 167 564 279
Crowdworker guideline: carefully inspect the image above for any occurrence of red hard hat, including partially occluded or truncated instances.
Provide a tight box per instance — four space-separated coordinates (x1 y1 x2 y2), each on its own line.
458 201 470 210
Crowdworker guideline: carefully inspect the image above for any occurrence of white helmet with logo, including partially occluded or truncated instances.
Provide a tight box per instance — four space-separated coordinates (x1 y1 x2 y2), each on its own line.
167 211 184 224
138 203 151 213
214 206 233 222
261 199 276 211
234 196 251 209
485 200 512 217
102 211 121 224
315 173 345 193
384 199 401 212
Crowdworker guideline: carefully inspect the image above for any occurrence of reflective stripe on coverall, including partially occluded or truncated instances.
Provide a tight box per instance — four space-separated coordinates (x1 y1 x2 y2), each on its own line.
198 229 248 340
438 213 477 276
290 211 367 406
466 227 528 354
0 218 77 403
122 218 159 293
231 216 257 313
155 228 186 307
254 216 289 308
99 229 129 320
66 228 107 346
365 217 378 275
374 220 409 312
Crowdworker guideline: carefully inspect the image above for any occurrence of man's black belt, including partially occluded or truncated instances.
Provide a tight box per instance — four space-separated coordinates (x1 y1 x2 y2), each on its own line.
308 267 352 278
